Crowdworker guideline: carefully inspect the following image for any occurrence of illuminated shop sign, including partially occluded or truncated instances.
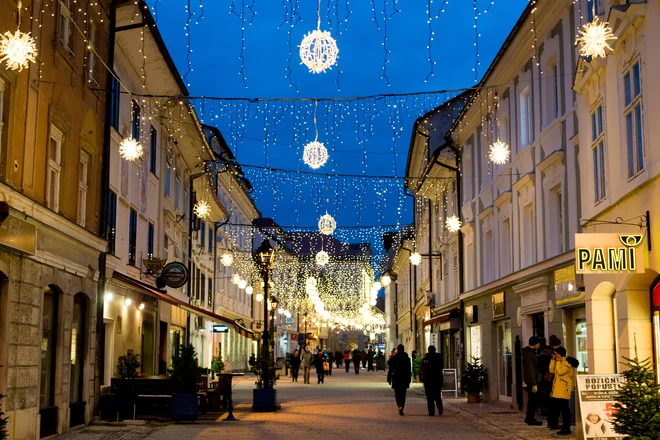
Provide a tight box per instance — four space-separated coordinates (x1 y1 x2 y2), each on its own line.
575 234 645 274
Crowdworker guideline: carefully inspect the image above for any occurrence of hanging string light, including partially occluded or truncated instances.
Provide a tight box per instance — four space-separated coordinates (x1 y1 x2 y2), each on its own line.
303 100 329 169
299 0 339 74
231 273 242 284
0 1 37 72
256 292 264 302
119 137 144 162
221 252 234 266
238 278 247 290
316 250 330 266
446 215 461 232
246 285 253 295
576 16 615 59
318 212 337 235
488 140 510 165
193 199 211 219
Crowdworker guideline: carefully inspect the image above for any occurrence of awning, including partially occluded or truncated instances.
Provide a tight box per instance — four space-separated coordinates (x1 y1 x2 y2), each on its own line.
111 271 256 339
424 307 460 327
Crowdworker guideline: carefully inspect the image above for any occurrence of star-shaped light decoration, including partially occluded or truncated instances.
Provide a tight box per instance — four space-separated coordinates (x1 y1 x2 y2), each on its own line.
315 250 330 266
193 199 211 219
231 273 242 285
303 141 329 169
409 252 422 266
221 253 233 267
119 137 143 162
0 29 37 71
488 140 511 165
576 16 616 59
299 28 339 74
318 212 336 235
446 215 462 233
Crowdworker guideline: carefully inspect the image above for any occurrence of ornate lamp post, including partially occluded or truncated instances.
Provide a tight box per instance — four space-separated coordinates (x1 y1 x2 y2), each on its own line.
254 239 276 390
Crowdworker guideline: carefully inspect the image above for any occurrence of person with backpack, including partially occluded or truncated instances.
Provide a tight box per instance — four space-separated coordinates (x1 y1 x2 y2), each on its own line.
387 344 412 416
352 349 362 374
421 345 444 416
548 346 579 435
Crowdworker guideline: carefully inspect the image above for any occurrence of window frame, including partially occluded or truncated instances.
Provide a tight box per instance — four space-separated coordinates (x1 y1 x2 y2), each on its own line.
86 18 100 86
77 151 89 227
131 100 141 141
520 87 533 149
591 103 606 203
623 59 644 179
58 0 75 55
147 222 155 260
109 76 120 130
128 208 137 266
47 126 64 213
149 126 158 175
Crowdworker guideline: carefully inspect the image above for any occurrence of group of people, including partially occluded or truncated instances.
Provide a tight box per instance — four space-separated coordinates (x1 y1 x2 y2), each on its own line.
342 348 381 373
287 346 386 384
386 344 444 417
523 335 580 436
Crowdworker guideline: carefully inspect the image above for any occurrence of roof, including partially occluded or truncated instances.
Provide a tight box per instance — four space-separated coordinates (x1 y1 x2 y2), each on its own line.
288 232 372 259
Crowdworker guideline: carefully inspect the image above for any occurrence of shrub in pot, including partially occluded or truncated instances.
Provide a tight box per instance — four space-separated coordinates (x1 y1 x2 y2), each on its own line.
0 394 8 440
171 344 200 422
461 357 488 403
113 351 141 420
210 355 225 379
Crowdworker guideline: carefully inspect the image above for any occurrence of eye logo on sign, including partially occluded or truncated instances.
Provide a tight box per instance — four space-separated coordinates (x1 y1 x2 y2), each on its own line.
575 234 645 274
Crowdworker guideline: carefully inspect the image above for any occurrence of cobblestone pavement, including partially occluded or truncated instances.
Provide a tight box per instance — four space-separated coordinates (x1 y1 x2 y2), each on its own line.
53 424 163 440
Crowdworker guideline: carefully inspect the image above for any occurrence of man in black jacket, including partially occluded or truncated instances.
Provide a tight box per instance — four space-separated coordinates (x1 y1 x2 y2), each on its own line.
387 344 412 416
522 336 542 425
421 345 444 416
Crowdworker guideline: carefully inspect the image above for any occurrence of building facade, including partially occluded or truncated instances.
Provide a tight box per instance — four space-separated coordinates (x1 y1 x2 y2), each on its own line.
0 1 111 438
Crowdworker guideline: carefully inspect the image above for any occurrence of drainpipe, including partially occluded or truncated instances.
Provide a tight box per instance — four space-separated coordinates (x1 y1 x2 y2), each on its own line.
404 186 417 351
94 1 116 420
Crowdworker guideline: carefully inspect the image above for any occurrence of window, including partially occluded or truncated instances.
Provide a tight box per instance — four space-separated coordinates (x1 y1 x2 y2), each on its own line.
183 180 189 213
624 60 643 178
109 76 120 130
484 230 493 283
128 208 137 266
588 0 599 21
196 267 201 300
86 19 100 86
147 223 154 260
107 191 117 254
443 253 449 302
208 278 213 308
208 228 214 254
453 249 459 297
522 204 534 268
201 273 206 303
131 100 141 141
557 190 564 253
552 63 560 120
520 87 532 148
174 174 180 209
58 0 75 54
591 105 606 202
201 222 206 249
163 234 169 261
149 126 157 174
48 126 63 212
500 219 511 276
41 287 59 409
165 157 171 197
0 78 6 154
70 294 86 406
77 152 89 227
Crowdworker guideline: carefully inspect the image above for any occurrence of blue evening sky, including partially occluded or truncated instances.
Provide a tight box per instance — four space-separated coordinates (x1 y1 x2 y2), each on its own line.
149 0 528 262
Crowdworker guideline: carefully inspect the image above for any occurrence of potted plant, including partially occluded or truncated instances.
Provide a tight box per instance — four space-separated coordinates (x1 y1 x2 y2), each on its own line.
114 351 141 420
0 394 8 440
210 355 225 379
171 344 200 422
412 353 423 382
461 357 488 403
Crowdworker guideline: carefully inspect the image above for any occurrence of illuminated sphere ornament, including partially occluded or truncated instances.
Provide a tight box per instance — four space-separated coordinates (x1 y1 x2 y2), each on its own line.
315 250 330 266
119 137 143 162
381 274 391 287
306 276 317 288
255 293 264 302
193 200 211 219
0 29 37 71
446 215 462 233
221 253 233 267
299 28 339 74
238 279 247 290
231 273 242 285
373 281 382 291
488 140 511 165
576 17 616 59
409 252 422 266
245 286 253 295
303 141 328 169
318 212 336 235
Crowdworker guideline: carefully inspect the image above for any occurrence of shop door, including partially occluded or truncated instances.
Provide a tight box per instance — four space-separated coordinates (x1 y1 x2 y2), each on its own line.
497 320 513 401
141 318 154 376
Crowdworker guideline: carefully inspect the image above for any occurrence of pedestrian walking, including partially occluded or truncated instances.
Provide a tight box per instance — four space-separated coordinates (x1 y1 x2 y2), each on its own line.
290 349 301 382
344 349 351 372
522 336 543 425
327 350 334 376
315 351 326 384
301 346 314 384
421 345 443 416
387 344 411 416
367 347 375 371
539 335 562 427
335 350 342 368
352 349 362 374
548 347 578 435
361 349 367 369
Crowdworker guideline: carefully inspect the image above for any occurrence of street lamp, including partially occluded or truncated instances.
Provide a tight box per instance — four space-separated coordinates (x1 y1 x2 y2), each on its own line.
254 239 276 390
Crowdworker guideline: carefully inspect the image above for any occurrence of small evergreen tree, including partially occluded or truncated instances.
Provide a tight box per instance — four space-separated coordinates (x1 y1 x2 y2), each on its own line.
461 357 488 393
0 394 8 440
210 355 225 376
171 344 200 393
116 351 141 379
611 353 660 440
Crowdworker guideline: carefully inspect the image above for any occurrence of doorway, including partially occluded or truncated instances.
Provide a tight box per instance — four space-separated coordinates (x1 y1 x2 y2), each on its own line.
103 320 115 386
141 316 154 376
497 320 513 401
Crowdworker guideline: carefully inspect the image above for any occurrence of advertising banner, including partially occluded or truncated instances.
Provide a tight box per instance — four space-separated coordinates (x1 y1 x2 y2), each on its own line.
576 374 625 439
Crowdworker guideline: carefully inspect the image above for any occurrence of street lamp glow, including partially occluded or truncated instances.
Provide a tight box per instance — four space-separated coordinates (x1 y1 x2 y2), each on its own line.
124 298 132 307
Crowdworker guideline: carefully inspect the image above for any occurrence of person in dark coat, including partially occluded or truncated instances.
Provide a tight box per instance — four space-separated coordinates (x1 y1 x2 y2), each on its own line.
421 345 444 416
344 349 351 372
522 336 542 425
327 350 334 376
367 348 375 371
314 351 325 384
352 349 362 374
538 335 562 427
335 350 342 368
387 344 412 416
361 350 367 368
290 349 301 382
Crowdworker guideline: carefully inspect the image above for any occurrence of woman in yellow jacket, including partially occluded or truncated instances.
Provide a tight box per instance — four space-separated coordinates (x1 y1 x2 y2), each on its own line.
548 346 578 435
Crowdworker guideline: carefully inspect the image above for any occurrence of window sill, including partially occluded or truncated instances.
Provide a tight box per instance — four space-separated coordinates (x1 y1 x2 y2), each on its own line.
627 169 645 183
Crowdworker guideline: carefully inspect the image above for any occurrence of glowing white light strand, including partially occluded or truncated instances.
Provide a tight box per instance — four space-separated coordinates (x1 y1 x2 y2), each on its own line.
488 140 510 165
576 16 616 59
303 100 329 169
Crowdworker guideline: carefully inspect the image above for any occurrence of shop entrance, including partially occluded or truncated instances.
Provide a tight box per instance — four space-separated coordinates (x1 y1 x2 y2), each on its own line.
497 320 513 401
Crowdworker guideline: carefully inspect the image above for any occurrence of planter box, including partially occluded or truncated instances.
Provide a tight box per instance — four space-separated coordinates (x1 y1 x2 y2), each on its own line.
466 391 481 403
172 393 198 422
252 388 280 412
